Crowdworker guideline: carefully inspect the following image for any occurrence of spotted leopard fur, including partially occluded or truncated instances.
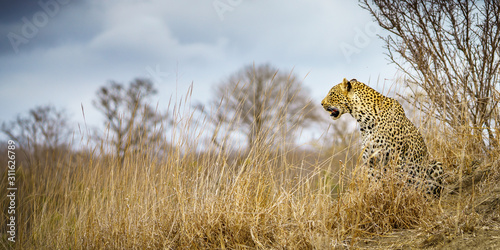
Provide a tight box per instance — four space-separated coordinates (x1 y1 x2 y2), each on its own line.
321 78 443 197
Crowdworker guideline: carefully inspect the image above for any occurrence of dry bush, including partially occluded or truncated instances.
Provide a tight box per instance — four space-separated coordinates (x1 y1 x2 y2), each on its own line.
1 104 73 168
361 0 500 153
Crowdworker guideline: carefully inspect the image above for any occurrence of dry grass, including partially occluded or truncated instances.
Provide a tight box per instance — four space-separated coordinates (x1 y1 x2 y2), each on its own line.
1 90 500 249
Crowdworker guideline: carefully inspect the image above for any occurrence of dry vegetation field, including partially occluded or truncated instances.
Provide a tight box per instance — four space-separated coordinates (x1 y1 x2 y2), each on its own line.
1 93 500 249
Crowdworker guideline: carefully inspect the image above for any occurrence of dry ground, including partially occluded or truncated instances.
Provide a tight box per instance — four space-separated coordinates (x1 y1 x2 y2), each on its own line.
357 161 500 249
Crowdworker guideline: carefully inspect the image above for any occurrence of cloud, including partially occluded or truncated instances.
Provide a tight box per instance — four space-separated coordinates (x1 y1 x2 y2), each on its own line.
88 14 229 66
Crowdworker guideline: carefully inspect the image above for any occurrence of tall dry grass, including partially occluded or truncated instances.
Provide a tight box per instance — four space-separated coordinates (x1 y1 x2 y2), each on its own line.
1 84 499 249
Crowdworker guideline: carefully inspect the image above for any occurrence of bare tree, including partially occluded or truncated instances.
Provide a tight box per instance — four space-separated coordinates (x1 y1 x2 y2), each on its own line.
93 78 168 160
1 105 73 164
207 63 321 149
361 0 500 150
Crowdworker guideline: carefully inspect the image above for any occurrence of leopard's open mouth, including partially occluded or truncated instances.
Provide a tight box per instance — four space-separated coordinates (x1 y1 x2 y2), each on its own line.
330 108 340 118
326 107 340 118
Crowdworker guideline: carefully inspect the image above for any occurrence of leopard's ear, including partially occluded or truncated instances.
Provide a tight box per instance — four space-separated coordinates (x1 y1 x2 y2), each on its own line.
340 78 352 96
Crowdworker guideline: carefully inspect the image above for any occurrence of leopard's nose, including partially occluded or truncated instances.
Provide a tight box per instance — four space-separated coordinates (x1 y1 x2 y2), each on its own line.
326 106 335 112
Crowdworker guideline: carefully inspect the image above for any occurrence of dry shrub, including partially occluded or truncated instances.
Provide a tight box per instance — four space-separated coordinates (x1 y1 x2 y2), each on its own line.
332 165 439 243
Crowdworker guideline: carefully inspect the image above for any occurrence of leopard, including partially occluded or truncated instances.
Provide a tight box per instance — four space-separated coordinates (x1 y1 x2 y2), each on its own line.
321 78 444 197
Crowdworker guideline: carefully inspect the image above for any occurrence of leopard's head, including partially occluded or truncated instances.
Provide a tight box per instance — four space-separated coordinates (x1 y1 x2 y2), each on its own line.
321 78 354 120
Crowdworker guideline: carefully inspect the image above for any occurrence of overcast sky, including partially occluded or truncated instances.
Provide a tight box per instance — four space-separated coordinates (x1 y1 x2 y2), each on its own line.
0 0 398 139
